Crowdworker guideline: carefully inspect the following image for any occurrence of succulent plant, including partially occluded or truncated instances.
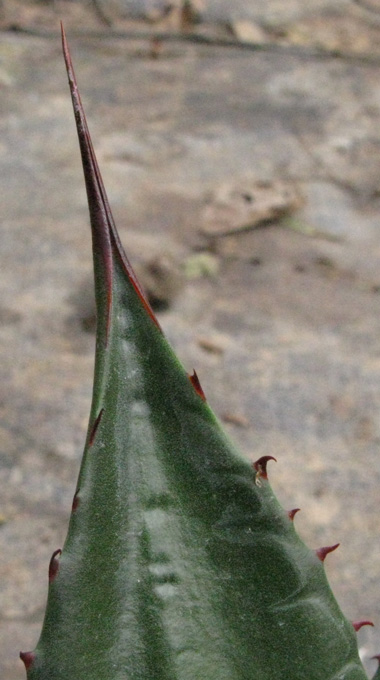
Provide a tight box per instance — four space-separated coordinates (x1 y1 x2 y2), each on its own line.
20 25 377 680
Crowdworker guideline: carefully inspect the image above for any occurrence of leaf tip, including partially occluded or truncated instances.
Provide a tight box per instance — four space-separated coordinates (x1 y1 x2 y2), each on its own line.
62 25 163 338
60 21 71 81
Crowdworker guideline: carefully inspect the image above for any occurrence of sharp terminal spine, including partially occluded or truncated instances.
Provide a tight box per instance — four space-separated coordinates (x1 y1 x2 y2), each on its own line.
288 508 301 521
48 548 62 583
61 23 162 336
316 543 340 562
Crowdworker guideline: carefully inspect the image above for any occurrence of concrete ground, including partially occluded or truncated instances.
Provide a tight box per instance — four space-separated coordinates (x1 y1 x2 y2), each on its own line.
2 1 380 677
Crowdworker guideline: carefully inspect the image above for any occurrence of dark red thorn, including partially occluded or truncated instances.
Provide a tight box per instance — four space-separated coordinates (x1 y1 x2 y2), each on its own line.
20 651 35 670
189 370 207 401
88 408 104 447
61 23 113 344
288 508 301 521
61 24 162 337
72 489 80 512
253 455 277 484
352 620 374 632
48 548 62 583
371 654 380 665
316 543 340 562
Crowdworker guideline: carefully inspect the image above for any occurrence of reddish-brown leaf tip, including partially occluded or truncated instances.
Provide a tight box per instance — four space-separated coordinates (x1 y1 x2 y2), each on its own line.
352 620 374 631
61 24 162 338
316 543 340 562
48 548 62 583
20 651 35 670
189 370 207 401
253 456 277 483
288 508 301 521
61 22 113 344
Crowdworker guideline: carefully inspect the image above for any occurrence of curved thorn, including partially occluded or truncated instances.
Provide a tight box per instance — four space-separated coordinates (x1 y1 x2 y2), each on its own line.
48 548 62 583
352 620 374 631
72 489 80 512
253 456 277 485
288 508 301 521
20 651 35 670
88 408 104 447
189 370 206 401
316 543 340 562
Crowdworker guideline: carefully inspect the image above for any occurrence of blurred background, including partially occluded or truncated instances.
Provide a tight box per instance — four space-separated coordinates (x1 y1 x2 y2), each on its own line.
2 0 380 677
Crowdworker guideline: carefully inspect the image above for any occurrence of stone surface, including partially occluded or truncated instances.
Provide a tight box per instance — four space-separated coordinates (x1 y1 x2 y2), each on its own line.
2 2 380 678
90 0 351 26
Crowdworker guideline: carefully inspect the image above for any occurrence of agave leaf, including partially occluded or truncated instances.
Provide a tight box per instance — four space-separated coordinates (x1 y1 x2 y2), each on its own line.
21 26 370 680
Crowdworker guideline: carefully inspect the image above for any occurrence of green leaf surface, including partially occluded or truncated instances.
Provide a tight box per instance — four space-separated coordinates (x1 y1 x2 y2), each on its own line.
22 26 370 680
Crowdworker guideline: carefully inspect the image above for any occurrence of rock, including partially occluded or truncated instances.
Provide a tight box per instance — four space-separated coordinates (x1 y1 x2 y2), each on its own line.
229 19 267 44
201 177 303 236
